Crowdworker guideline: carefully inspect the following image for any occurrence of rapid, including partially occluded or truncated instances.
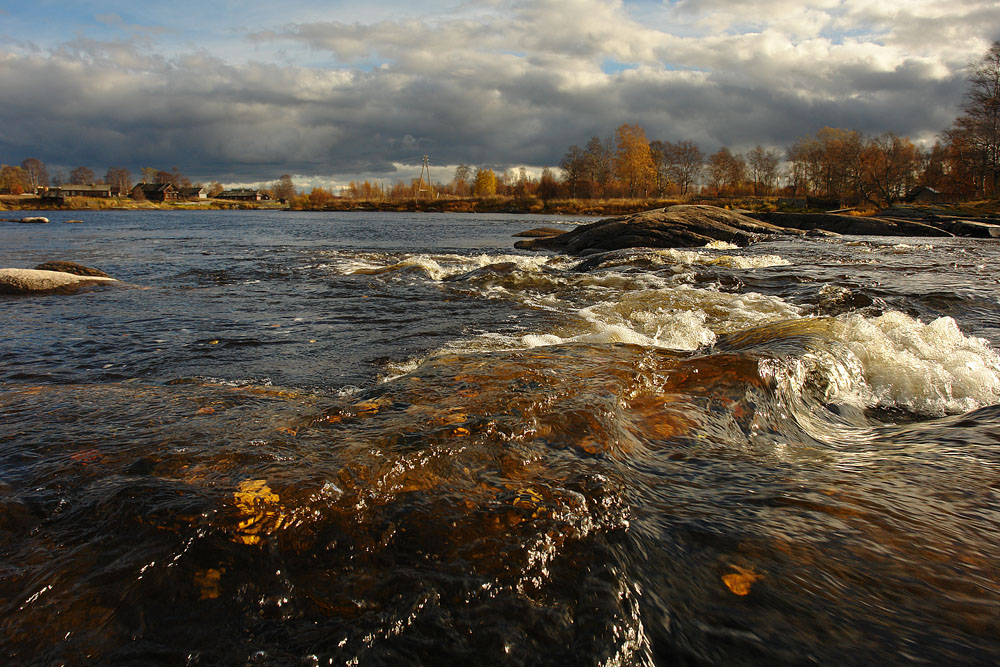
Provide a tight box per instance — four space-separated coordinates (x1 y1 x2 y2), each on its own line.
1 210 999 665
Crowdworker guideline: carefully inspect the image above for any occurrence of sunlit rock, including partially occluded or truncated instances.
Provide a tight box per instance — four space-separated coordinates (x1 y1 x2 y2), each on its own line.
0 268 119 295
515 205 798 254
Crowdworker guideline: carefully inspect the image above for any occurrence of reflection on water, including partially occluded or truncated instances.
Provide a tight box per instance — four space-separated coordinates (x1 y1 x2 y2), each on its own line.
1 212 1000 664
3 336 999 664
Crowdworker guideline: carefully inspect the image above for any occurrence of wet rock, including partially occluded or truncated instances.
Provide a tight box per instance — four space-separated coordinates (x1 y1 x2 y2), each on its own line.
33 261 112 278
515 205 799 254
0 268 119 295
944 219 1000 238
514 226 568 238
20 216 50 223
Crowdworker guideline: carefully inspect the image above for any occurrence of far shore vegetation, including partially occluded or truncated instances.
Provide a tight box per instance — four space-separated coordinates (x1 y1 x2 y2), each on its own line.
3 43 999 219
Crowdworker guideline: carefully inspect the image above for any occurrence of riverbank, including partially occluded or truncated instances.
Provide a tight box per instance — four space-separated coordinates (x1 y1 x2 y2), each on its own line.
3 193 999 220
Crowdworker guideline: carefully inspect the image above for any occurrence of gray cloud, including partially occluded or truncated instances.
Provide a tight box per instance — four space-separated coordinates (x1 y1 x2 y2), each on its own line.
1 0 996 186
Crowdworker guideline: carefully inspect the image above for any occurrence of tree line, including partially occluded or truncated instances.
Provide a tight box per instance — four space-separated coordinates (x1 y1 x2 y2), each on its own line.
4 42 998 208
0 162 231 199
334 42 1000 208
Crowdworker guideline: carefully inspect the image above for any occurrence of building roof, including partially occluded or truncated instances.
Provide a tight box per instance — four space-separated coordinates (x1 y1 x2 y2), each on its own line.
60 184 111 192
133 182 177 193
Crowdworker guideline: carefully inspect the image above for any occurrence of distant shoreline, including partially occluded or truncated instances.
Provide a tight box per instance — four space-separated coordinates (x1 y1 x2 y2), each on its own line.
2 194 998 219
0 194 676 216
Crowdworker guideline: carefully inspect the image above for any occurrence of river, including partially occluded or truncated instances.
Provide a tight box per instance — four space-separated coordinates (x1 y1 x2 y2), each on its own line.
1 210 999 665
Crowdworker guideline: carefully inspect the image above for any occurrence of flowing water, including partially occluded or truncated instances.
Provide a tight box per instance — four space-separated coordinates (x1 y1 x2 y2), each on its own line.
1 210 999 665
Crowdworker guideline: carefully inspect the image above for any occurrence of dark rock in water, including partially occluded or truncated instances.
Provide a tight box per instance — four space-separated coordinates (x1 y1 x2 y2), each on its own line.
944 219 1000 238
0 268 118 295
515 205 798 254
33 261 112 278
749 211 953 237
445 261 520 282
513 227 568 238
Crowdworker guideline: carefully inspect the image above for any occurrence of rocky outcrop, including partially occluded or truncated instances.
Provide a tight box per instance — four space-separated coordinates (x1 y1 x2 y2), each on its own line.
32 261 112 278
0 268 118 295
942 219 1000 238
747 211 954 237
515 205 799 254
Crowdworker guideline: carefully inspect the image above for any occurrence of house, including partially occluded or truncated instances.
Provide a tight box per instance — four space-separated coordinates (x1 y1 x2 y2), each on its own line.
177 186 208 200
216 188 271 201
41 184 113 200
131 182 179 202
905 186 952 204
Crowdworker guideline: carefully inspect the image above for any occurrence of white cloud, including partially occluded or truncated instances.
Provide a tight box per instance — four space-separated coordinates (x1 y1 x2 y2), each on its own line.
1 0 996 183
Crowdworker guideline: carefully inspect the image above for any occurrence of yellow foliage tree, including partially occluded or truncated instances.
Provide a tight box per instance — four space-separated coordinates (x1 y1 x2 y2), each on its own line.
613 123 657 198
473 168 497 197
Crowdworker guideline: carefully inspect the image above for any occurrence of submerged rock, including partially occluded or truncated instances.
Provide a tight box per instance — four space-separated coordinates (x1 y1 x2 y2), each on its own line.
1 216 49 224
515 205 799 254
0 268 119 295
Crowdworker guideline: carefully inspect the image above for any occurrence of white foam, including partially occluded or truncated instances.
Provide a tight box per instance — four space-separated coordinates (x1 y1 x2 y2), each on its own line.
512 286 800 352
703 240 740 250
651 248 790 269
325 251 572 282
829 312 1000 415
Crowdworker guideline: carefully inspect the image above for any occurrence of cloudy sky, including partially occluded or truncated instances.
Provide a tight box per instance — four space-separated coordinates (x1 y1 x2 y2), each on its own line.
1 0 998 189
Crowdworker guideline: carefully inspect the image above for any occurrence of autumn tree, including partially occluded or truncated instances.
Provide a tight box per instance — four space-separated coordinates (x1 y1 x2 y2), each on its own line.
307 187 335 207
69 166 96 185
786 128 863 203
0 165 28 194
473 168 497 197
707 147 746 195
537 167 560 201
859 132 920 206
612 123 656 198
21 158 48 191
140 167 158 184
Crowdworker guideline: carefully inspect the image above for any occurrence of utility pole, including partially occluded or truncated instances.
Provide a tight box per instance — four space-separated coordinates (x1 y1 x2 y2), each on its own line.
414 155 433 202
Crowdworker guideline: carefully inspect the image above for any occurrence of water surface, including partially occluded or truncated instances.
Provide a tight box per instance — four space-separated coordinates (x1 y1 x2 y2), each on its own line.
2 210 999 665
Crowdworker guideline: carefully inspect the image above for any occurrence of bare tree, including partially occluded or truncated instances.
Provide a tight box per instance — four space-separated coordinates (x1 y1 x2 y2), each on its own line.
560 145 588 198
946 41 1000 197
747 145 781 195
69 166 96 185
660 140 704 195
21 158 48 191
105 167 132 195
273 174 296 202
584 136 615 197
